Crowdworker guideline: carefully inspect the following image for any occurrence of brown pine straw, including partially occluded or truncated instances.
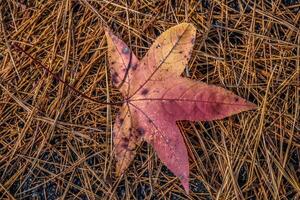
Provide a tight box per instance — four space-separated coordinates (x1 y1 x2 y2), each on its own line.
0 0 299 199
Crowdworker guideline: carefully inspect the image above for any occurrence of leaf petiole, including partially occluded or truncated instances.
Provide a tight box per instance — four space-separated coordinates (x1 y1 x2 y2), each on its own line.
12 43 123 106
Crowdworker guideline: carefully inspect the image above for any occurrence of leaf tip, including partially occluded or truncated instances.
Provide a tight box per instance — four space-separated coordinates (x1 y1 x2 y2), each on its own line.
180 22 196 35
104 28 111 38
115 162 125 177
245 101 258 111
180 176 189 194
104 27 116 43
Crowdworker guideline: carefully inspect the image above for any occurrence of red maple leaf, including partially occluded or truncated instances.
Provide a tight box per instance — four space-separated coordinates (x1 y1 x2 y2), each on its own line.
105 23 256 193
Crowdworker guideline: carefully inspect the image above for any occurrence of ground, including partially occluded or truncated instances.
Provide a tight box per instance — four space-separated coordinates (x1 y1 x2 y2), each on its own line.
0 0 299 199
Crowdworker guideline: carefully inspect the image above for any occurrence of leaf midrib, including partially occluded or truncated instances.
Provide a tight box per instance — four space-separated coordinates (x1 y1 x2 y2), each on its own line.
127 24 192 100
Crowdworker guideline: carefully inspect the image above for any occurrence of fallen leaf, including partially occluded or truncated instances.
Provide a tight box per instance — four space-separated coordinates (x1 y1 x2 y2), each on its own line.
105 23 256 194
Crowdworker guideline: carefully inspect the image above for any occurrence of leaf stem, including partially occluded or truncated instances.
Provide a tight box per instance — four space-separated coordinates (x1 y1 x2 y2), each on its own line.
12 43 123 106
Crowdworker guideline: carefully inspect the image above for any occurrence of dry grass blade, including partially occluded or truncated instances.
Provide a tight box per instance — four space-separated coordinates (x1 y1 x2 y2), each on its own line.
0 0 299 199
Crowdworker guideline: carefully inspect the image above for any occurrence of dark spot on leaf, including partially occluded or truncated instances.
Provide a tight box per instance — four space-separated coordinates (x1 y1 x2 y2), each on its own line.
156 44 161 48
131 63 137 71
122 47 130 54
136 127 145 136
212 104 221 115
121 137 129 148
132 132 139 139
235 97 239 102
141 88 149 95
111 61 116 65
123 137 129 143
148 119 152 123
112 72 119 84
112 77 118 84
121 143 128 149
119 118 124 124
179 50 183 54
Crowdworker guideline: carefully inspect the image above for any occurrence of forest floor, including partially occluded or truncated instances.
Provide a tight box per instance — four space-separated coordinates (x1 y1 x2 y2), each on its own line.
0 0 299 199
